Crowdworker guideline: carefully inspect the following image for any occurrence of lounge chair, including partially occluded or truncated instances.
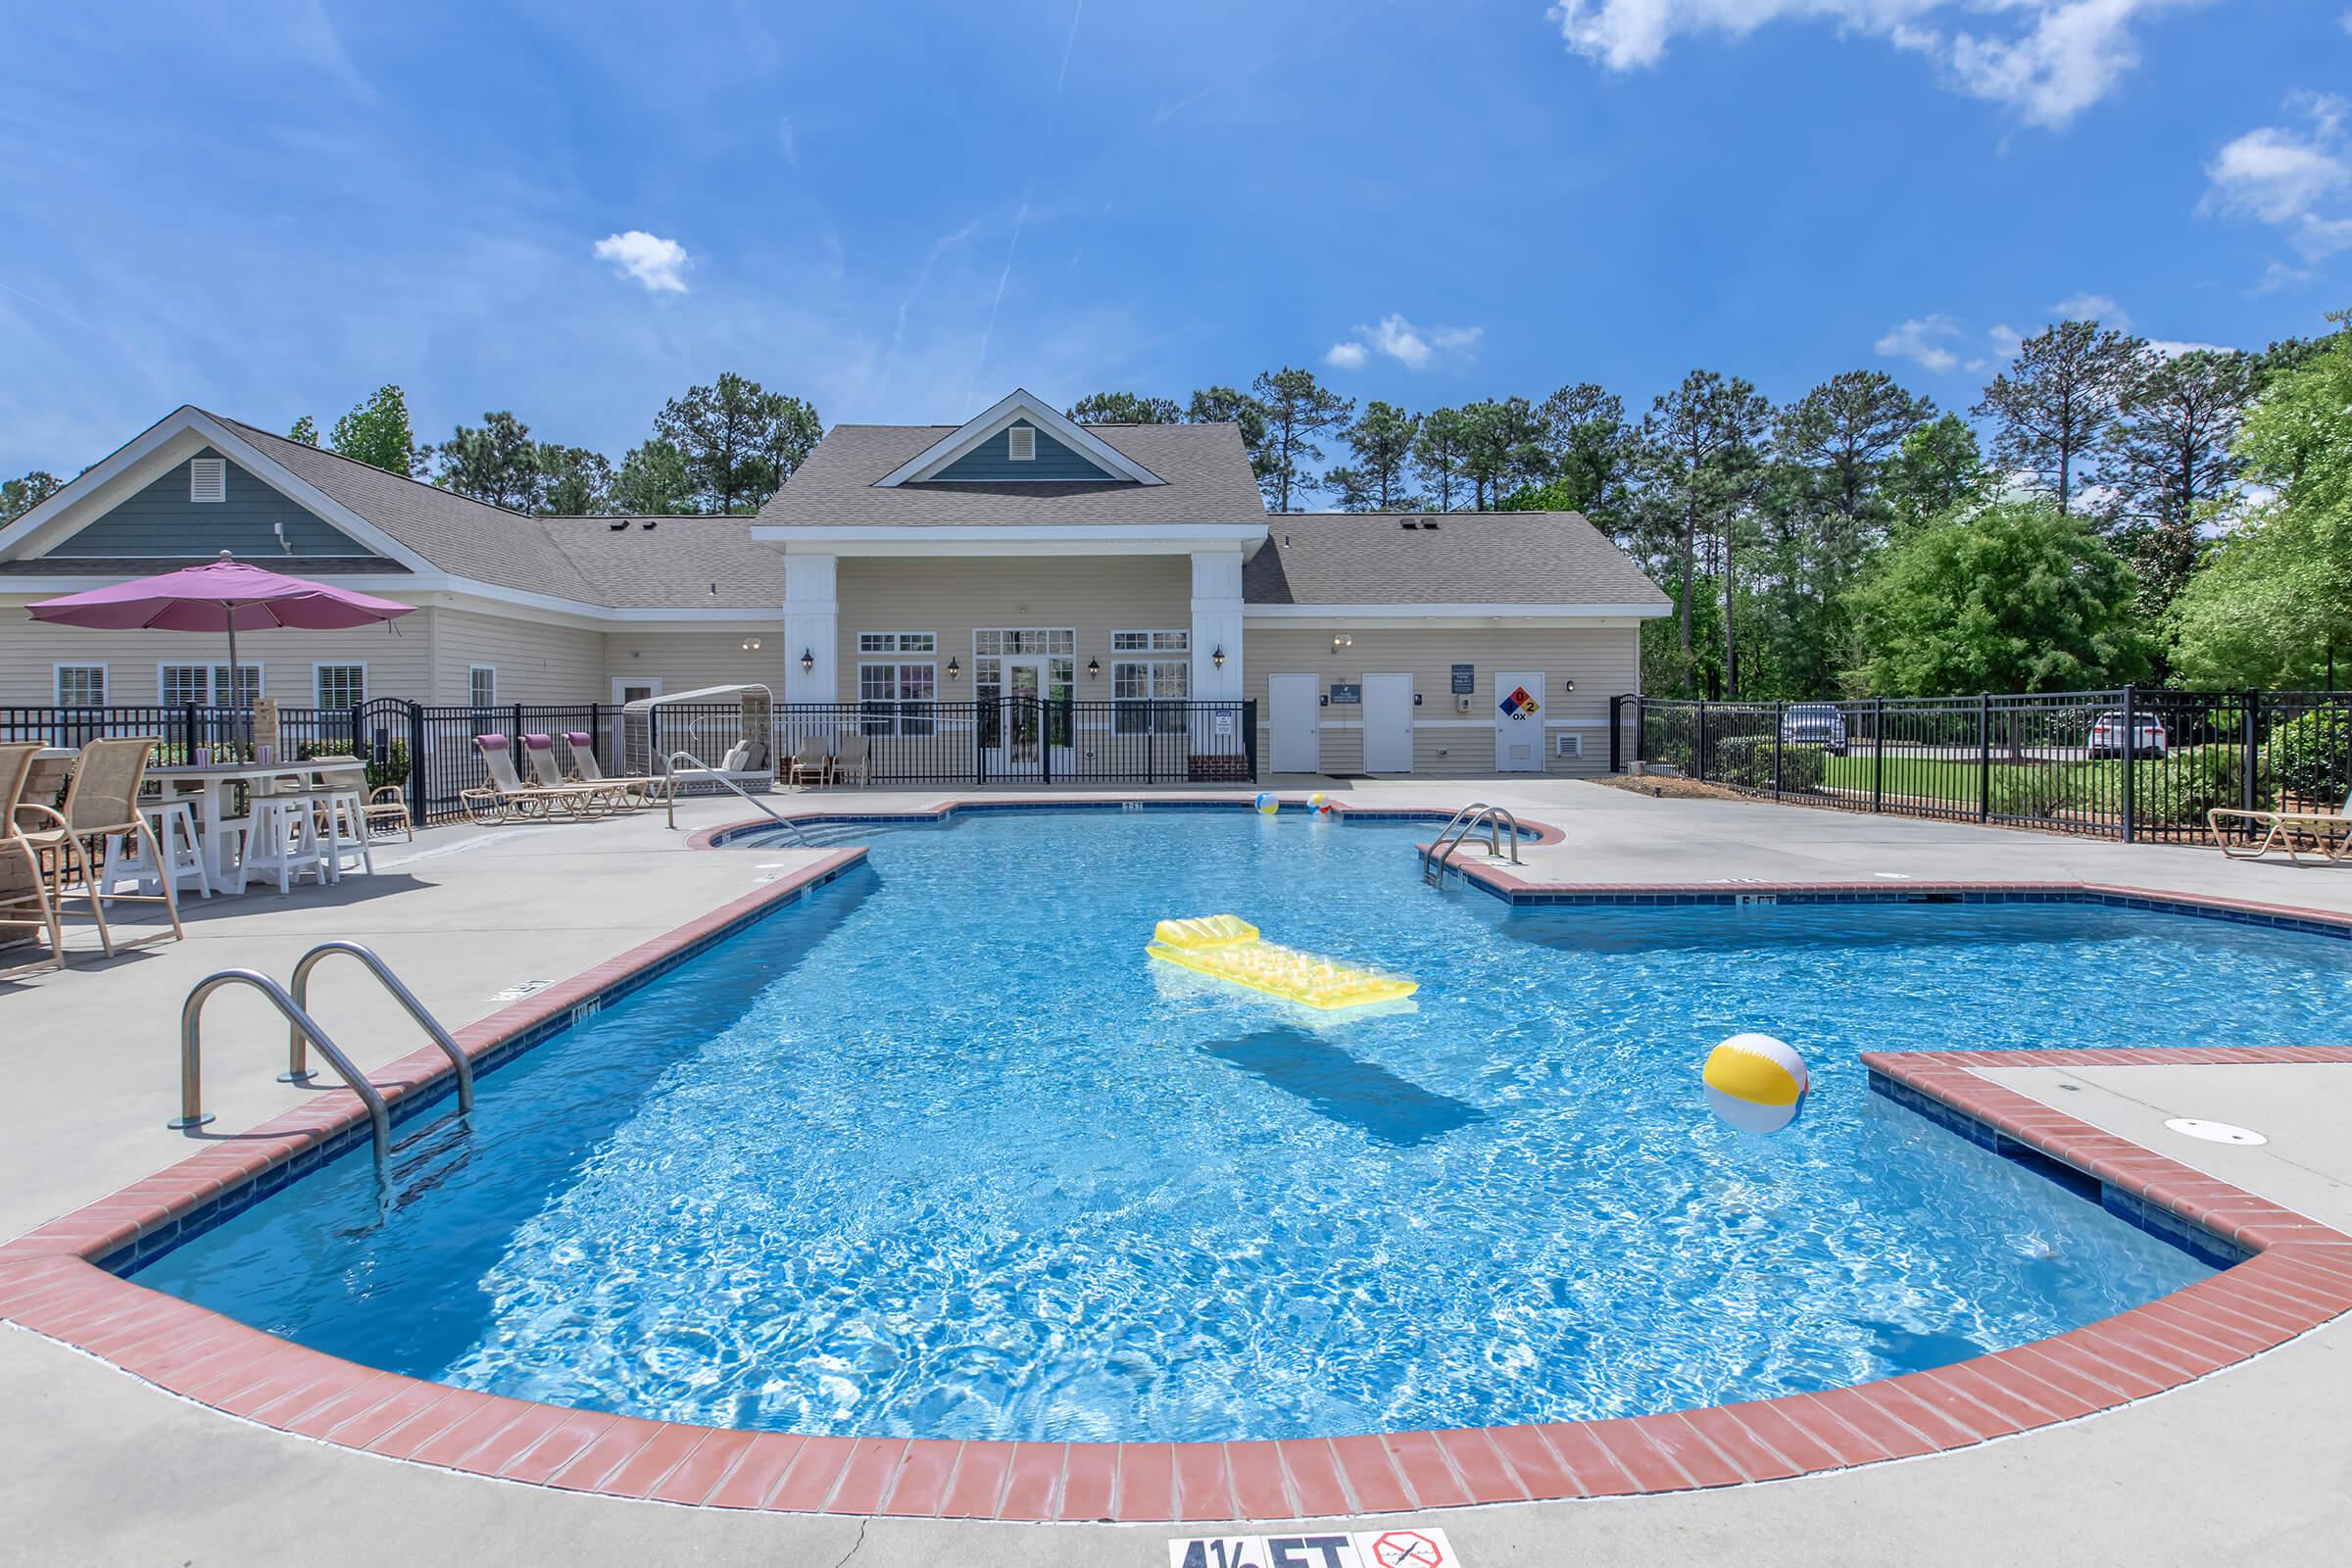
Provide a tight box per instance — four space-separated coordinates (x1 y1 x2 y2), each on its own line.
787 737 834 788
0 743 67 977
2210 786 2352 863
668 739 776 795
11 737 185 957
460 735 606 824
365 784 414 841
564 731 668 808
522 732 632 813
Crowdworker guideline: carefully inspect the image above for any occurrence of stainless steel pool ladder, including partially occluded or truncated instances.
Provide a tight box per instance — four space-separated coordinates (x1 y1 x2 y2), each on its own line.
172 943 474 1160
662 748 808 846
1422 803 1524 885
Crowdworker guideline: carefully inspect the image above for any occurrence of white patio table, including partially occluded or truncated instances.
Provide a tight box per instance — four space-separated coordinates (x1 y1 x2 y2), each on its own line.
141 759 338 893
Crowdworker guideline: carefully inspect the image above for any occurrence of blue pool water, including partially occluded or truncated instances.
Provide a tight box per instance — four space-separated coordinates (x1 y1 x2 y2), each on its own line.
134 809 2351 1443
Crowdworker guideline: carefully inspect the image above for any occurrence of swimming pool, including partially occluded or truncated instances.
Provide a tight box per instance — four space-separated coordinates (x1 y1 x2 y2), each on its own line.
132 808 2350 1445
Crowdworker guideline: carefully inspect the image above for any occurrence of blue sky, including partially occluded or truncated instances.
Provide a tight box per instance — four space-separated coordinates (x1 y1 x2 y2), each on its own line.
2 0 2347 484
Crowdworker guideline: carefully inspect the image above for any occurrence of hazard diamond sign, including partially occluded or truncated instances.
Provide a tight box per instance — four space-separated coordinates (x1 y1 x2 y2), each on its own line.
1497 685 1539 719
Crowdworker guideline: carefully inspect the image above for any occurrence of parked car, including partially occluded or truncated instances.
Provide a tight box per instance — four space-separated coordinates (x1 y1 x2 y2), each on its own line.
2085 711 2168 759
1780 703 1848 755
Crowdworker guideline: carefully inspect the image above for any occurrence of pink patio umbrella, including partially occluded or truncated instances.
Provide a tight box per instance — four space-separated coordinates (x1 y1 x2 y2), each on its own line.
25 551 416 695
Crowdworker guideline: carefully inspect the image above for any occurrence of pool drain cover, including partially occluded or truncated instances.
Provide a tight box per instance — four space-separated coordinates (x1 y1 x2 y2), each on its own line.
2164 1117 2268 1147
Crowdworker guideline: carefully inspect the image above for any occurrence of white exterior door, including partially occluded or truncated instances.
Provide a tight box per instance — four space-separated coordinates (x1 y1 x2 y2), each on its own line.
1494 670 1544 772
1268 674 1321 773
1362 674 1414 773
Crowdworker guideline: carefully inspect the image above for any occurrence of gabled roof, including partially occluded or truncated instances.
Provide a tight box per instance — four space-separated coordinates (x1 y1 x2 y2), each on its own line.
1244 512 1671 610
759 420 1268 528
873 387 1165 487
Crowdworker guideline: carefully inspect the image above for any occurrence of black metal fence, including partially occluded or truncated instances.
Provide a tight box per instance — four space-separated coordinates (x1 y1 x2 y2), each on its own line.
6 697 1258 824
1623 688 2352 844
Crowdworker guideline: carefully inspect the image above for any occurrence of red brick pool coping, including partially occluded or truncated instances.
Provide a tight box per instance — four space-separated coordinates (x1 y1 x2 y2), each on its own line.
4 844 2351 1523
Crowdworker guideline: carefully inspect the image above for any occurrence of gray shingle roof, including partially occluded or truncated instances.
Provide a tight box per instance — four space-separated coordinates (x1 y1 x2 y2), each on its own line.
219 416 611 604
1244 512 1670 607
758 422 1268 527
538 514 782 609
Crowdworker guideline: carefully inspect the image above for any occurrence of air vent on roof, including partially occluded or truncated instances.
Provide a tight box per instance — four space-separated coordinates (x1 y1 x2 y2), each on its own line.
189 458 226 504
1420 518 1440 530
1008 425 1036 461
608 518 629 531
641 519 656 530
1398 519 1416 530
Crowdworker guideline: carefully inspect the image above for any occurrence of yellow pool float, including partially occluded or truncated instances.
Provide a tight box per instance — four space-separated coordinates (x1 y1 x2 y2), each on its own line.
1146 914 1417 1010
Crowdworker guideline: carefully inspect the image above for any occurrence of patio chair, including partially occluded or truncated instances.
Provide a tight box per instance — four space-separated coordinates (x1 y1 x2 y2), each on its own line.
366 784 414 841
787 736 835 788
11 737 185 957
0 743 67 978
522 733 631 813
459 735 605 825
564 731 668 808
2209 786 2352 863
833 732 871 787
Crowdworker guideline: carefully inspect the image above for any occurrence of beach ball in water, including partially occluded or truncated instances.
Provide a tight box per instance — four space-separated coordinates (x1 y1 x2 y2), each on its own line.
1307 791 1330 813
1703 1033 1809 1135
1255 792 1280 814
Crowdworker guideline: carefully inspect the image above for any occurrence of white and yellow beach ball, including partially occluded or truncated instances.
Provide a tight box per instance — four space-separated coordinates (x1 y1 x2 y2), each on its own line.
1702 1033 1809 1136
1255 793 1280 814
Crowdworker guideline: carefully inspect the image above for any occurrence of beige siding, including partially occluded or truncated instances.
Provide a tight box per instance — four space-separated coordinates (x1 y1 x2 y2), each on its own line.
0 600 431 708
834 556 1191 694
1246 624 1637 776
428 609 604 707
600 629 790 700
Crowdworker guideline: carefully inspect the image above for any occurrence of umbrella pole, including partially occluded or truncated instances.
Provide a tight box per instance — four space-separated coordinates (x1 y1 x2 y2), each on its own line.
225 611 241 751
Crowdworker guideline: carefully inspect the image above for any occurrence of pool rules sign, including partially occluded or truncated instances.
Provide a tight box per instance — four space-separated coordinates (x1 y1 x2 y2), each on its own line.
1167 1528 1458 1567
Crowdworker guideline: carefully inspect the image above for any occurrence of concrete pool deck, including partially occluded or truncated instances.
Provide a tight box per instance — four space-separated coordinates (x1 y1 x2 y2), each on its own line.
3 778 2350 1565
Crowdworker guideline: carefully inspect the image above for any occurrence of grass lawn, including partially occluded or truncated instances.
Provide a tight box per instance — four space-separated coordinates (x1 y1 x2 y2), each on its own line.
1818 754 2130 808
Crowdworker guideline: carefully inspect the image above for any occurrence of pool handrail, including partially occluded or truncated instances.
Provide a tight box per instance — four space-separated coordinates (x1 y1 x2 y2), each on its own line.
663 748 808 845
174 968 392 1160
285 941 473 1114
1423 803 1524 884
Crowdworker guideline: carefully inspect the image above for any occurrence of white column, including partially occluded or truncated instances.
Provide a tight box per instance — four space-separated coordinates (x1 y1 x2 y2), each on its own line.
782 553 839 703
1190 550 1246 702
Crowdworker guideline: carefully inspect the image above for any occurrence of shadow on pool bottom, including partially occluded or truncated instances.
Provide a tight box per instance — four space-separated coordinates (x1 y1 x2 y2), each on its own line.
1202 1026 1484 1147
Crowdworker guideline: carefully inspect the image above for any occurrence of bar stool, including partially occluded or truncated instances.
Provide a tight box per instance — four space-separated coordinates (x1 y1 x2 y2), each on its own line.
232 794 332 894
314 764 375 881
100 799 212 902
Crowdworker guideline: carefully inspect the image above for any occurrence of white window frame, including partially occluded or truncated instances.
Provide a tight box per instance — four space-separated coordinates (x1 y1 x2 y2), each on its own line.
1111 629 1190 733
857 652 939 737
188 457 226 503
314 662 368 710
54 663 107 708
1007 425 1036 462
158 662 262 707
469 665 498 709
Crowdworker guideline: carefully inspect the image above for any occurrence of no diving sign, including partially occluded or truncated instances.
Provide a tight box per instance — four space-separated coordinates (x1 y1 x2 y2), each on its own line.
1167 1528 1456 1568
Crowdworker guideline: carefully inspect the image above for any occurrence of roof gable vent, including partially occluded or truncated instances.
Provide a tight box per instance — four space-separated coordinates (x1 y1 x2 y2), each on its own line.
189 458 226 504
1007 425 1036 461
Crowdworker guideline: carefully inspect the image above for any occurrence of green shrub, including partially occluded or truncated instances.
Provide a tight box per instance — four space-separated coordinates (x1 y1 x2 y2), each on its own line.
297 738 411 793
2132 745 2240 826
2269 709 2350 806
1708 736 1825 791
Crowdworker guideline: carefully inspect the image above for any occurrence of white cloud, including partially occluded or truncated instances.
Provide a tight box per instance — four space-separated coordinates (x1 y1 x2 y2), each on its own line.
2049 291 2128 327
1326 313 1484 371
2200 94 2352 268
1545 1 2209 129
593 230 692 294
1875 313 1964 372
2146 338 2230 358
1987 321 2025 361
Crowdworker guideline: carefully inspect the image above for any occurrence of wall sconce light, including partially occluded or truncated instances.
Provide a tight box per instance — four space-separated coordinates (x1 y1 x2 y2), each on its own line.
741 637 762 653
1211 646 1226 668
799 648 815 674
946 657 961 679
1331 633 1352 652
1086 658 1101 678
1561 678 1575 691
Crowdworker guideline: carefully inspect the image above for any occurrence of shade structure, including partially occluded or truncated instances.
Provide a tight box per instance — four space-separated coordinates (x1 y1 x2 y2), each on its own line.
27 551 416 691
